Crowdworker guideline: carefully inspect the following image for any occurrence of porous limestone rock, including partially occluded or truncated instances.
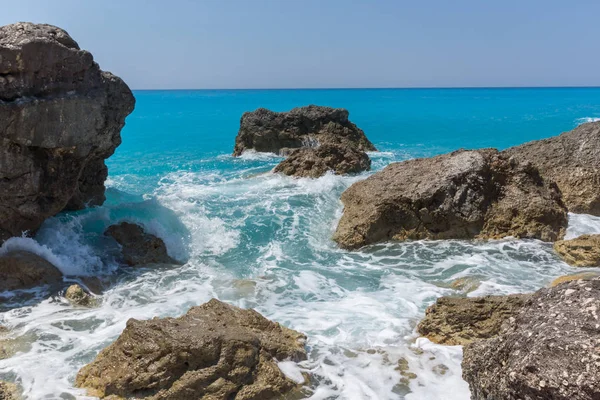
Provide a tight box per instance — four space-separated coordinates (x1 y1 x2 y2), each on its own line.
105 222 180 266
553 234 600 267
0 250 62 291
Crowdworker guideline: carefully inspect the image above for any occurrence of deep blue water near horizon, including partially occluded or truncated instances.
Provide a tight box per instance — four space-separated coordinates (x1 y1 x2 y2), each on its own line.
2 87 600 399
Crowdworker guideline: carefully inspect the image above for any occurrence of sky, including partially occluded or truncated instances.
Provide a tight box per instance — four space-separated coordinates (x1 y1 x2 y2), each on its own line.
2 0 599 90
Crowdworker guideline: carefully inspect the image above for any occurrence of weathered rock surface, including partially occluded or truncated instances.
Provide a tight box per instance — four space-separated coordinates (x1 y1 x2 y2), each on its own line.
274 143 371 178
65 284 96 307
463 278 600 400
550 271 600 287
0 381 18 400
0 250 62 291
334 149 567 249
0 22 135 242
76 298 307 400
105 222 180 266
417 294 530 345
504 121 600 215
554 234 600 267
232 105 376 156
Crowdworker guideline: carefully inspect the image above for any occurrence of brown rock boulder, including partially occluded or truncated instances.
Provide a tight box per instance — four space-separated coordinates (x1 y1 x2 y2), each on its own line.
333 149 567 249
232 105 376 156
0 250 62 291
0 22 135 242
503 121 600 215
64 284 97 307
76 299 307 399
105 222 180 266
417 294 530 345
274 144 371 178
462 278 600 400
0 381 18 400
553 234 600 267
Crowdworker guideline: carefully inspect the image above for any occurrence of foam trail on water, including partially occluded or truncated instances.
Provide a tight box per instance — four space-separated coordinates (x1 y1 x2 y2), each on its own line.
575 117 600 125
565 213 600 239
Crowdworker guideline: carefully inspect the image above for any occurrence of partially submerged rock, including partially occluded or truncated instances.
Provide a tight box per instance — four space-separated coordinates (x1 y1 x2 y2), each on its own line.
463 278 600 400
549 271 600 287
233 105 376 156
0 22 135 242
76 299 307 399
274 144 371 178
554 234 600 267
105 222 180 266
504 121 600 215
417 294 529 345
65 284 96 307
0 250 62 291
333 149 567 249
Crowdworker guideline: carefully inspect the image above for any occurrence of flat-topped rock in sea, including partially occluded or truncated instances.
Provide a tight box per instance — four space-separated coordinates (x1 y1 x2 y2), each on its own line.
76 298 307 400
105 222 180 266
417 294 530 345
462 278 600 400
0 250 62 292
0 22 135 242
553 234 600 267
232 105 376 156
333 149 567 249
503 121 600 215
274 143 371 178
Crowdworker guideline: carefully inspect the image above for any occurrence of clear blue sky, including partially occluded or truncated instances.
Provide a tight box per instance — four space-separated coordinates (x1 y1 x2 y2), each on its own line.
2 0 599 89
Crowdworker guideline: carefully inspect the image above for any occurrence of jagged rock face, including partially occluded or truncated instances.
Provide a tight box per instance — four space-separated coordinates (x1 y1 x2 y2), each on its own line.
0 381 18 400
0 250 62 291
417 295 530 345
333 149 567 249
463 278 600 400
0 23 135 242
76 299 307 400
273 143 371 178
232 105 376 156
554 234 600 267
105 222 180 266
504 121 600 215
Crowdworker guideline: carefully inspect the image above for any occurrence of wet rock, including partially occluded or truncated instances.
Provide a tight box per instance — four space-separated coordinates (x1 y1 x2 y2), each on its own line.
0 381 18 400
0 22 135 243
554 234 600 267
503 121 600 215
76 298 307 399
232 105 376 156
334 149 567 249
463 278 600 400
64 284 96 307
417 294 530 345
274 144 371 178
0 250 62 291
105 222 180 266
549 271 600 287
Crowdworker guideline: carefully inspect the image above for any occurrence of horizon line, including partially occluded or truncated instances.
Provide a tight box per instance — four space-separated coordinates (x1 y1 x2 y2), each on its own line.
130 85 600 91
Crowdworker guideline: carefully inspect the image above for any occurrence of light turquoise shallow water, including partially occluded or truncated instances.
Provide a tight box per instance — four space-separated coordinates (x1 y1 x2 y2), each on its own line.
1 88 600 399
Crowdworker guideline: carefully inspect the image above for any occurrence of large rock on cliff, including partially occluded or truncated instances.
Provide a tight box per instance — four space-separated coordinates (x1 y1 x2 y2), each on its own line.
463 278 600 400
504 121 600 215
76 299 307 400
105 222 180 266
274 143 371 178
0 250 62 291
333 149 567 249
417 294 530 345
554 234 600 267
232 105 376 156
0 23 135 242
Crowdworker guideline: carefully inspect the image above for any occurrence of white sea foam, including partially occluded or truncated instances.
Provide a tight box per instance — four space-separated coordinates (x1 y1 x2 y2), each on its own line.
565 212 600 239
575 117 600 125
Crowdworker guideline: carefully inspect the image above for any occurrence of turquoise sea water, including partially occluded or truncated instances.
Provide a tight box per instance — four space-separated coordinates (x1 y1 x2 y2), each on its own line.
2 88 600 399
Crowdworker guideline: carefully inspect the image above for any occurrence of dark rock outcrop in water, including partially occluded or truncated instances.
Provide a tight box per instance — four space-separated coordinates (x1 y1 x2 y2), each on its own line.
504 121 600 215
0 250 62 291
274 143 371 178
0 22 135 242
553 234 600 267
105 222 180 266
417 294 530 345
463 278 600 400
76 298 307 400
232 105 376 156
333 149 567 249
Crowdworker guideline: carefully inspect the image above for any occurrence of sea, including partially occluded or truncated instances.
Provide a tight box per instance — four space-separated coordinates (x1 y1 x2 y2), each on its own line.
1 87 600 399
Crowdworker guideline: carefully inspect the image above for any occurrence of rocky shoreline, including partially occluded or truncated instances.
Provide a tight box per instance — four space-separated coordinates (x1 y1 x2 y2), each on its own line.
1 21 600 400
